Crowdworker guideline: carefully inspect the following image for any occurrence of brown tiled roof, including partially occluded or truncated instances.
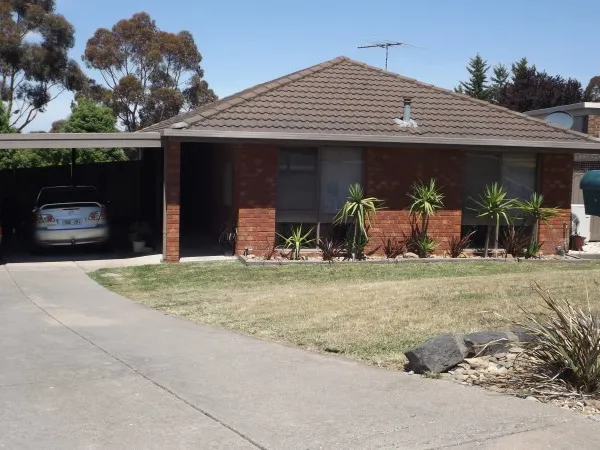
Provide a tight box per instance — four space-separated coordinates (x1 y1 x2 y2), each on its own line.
145 56 596 143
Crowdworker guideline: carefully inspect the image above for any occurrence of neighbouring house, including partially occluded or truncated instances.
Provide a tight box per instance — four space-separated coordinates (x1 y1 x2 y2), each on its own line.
525 103 600 242
2 56 600 262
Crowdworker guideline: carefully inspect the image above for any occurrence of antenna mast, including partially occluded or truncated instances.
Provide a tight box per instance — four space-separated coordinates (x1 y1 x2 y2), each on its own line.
358 41 413 70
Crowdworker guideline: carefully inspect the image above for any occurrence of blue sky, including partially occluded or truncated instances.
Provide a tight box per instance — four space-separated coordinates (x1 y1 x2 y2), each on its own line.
30 0 600 131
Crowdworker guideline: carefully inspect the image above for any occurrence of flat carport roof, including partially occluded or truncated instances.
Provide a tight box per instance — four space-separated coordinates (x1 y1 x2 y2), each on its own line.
0 132 162 149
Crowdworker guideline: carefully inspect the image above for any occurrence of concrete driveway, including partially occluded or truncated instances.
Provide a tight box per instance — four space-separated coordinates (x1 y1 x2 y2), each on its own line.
2 263 600 449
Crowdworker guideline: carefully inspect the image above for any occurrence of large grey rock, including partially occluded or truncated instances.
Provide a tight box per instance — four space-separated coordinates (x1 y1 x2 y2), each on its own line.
405 333 468 373
464 331 514 356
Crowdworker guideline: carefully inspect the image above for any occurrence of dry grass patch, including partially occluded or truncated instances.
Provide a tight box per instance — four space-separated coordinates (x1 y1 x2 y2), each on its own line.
91 261 600 369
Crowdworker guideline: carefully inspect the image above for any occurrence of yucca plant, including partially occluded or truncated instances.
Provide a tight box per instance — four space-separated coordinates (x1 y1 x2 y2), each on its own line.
277 225 315 260
517 192 559 245
408 179 444 237
447 230 475 258
514 283 600 393
334 183 384 260
471 183 517 258
524 240 544 259
414 235 437 258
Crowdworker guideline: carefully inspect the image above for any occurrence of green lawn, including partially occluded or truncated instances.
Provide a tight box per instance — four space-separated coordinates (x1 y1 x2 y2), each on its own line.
91 260 600 370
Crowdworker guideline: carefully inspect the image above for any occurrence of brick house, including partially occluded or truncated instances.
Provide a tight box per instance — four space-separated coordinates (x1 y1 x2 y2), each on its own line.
525 103 600 241
1 57 599 262
142 56 600 262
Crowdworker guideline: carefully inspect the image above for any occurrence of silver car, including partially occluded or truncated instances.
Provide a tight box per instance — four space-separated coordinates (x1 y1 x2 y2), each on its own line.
32 186 110 247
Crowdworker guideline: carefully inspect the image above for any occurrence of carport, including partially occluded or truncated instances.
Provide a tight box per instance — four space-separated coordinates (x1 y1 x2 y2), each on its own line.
0 132 192 262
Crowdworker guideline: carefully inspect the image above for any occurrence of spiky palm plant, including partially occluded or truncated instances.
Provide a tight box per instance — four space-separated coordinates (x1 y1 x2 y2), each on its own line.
517 192 559 245
408 179 444 236
334 183 384 260
277 225 315 260
471 183 517 257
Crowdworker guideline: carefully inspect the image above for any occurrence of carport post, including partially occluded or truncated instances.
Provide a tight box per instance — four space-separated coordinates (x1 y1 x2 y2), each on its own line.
162 140 181 263
70 148 76 182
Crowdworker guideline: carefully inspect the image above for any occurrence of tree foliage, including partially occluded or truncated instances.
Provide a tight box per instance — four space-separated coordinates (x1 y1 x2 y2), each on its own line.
38 99 127 165
584 76 600 101
0 100 127 169
457 55 584 112
489 64 509 104
0 0 91 130
457 54 490 100
82 12 217 131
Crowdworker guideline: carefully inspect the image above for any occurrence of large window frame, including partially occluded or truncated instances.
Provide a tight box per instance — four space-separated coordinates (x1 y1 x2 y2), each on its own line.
462 151 538 248
276 146 364 244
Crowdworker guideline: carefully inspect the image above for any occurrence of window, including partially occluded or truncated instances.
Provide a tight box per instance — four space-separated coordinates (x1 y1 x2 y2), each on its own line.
276 147 363 242
462 152 537 246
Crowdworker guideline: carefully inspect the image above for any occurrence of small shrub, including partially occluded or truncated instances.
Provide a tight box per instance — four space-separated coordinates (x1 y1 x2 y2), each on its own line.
501 226 529 258
415 235 437 258
525 240 544 259
318 237 346 261
263 238 278 260
277 225 315 260
334 183 384 260
447 231 475 258
404 221 437 258
381 236 405 259
514 283 600 394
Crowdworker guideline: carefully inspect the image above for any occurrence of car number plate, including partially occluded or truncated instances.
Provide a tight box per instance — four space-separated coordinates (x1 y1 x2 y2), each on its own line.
62 219 81 225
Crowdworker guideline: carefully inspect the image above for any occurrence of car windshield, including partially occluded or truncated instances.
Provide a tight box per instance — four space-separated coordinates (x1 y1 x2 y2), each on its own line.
37 187 102 206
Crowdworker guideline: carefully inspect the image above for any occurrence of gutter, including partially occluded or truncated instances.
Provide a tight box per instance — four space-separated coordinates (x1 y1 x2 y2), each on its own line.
162 129 600 152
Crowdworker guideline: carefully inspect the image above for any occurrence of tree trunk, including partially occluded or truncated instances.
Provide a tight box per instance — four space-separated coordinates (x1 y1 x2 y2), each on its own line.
494 216 500 257
532 218 539 245
484 225 491 258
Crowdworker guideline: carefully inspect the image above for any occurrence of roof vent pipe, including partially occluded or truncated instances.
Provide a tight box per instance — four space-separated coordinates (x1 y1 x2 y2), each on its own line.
403 98 412 121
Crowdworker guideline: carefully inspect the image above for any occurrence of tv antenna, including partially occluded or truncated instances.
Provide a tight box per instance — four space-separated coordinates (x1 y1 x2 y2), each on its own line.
358 41 416 70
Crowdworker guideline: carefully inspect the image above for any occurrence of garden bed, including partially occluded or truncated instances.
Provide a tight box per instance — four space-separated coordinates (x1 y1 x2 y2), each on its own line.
238 253 587 266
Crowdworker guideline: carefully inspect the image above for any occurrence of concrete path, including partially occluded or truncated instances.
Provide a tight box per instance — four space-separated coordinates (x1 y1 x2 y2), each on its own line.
1 264 600 449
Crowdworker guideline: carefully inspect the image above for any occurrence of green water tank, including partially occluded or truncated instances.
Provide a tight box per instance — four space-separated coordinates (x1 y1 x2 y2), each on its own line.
580 170 600 216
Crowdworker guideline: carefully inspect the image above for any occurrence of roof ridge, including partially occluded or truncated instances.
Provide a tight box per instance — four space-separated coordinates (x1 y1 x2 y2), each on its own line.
162 56 349 130
339 57 600 143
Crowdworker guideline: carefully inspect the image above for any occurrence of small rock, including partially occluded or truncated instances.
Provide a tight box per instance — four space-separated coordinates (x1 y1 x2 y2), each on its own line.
487 365 500 374
464 331 513 356
526 396 540 402
408 371 415 375
454 368 465 376
497 366 509 375
488 385 505 393
585 399 600 410
404 252 419 259
464 357 491 369
495 352 507 359
405 333 469 374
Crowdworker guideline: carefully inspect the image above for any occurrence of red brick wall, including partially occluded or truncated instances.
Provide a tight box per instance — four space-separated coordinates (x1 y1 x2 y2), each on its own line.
234 144 278 254
587 115 600 138
365 148 463 254
539 153 572 252
163 141 181 263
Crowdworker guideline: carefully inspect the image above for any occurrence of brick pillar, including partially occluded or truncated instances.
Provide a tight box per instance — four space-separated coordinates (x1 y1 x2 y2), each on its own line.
163 140 181 263
365 148 463 254
539 153 572 252
586 115 600 138
235 144 277 255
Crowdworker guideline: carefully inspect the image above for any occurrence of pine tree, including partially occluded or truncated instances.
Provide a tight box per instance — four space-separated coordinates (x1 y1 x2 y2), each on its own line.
458 54 490 100
489 64 509 104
